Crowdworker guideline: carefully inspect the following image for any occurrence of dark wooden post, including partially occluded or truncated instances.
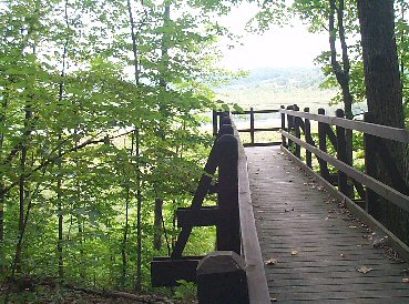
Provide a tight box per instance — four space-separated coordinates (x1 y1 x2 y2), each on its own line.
216 134 240 254
281 105 287 147
212 110 218 137
219 112 228 130
219 124 234 137
335 109 349 196
294 104 301 158
197 251 248 304
304 107 312 168
250 107 255 145
318 108 330 181
286 105 294 149
364 112 377 213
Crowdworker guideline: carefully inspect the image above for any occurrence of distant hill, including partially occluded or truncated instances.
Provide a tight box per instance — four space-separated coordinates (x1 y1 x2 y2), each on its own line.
215 67 337 113
219 67 326 91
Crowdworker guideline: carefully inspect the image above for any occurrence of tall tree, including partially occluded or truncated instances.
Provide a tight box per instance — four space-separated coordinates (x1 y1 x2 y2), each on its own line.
357 0 409 243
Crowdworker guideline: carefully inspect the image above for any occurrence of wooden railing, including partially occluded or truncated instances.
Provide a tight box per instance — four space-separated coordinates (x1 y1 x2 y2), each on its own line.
213 108 281 147
151 112 269 303
280 105 409 259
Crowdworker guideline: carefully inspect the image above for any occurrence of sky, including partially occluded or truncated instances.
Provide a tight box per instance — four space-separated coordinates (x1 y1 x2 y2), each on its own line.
218 3 329 70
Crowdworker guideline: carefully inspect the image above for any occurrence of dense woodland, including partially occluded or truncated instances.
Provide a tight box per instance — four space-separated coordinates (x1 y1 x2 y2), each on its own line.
1 0 409 302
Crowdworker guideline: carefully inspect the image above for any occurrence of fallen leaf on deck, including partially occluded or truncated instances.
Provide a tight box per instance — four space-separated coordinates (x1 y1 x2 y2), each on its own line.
265 258 278 265
402 278 409 283
357 266 373 274
291 250 298 256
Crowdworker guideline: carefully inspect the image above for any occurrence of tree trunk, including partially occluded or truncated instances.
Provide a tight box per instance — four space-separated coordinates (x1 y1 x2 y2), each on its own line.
0 185 4 273
0 96 7 272
328 0 354 176
153 198 163 250
357 0 409 243
126 0 143 292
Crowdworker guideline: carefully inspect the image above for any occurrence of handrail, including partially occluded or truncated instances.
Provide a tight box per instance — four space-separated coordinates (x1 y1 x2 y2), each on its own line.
281 105 409 259
232 120 271 304
281 109 409 143
282 130 409 212
152 111 270 303
213 108 281 146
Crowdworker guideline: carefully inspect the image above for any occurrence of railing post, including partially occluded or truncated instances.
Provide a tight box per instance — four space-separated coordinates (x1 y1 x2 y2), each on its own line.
216 134 240 254
286 105 294 149
304 107 312 168
318 108 330 181
294 104 301 158
250 107 255 145
281 105 287 147
212 110 218 137
219 111 228 130
197 252 248 304
364 112 377 213
335 109 350 196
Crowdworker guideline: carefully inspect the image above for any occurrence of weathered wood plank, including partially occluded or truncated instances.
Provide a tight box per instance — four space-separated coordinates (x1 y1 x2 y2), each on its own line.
246 146 409 303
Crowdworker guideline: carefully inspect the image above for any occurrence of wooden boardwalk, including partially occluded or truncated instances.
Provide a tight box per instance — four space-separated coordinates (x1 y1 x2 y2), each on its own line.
246 146 409 303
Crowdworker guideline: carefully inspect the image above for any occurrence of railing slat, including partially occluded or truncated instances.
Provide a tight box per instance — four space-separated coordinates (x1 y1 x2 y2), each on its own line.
281 130 409 213
280 109 409 143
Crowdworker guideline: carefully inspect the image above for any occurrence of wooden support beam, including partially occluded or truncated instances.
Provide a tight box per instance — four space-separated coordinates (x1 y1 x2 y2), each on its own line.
176 206 223 228
151 256 203 287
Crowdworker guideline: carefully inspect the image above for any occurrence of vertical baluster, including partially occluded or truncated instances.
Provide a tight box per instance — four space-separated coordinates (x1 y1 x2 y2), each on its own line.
304 107 312 168
364 112 377 213
212 110 218 137
281 105 286 147
336 109 349 196
250 107 255 145
318 108 330 181
216 134 240 254
286 105 293 149
294 105 301 158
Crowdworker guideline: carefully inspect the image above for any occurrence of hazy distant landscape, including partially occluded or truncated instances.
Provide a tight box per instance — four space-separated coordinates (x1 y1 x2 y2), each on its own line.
214 67 343 143
216 67 336 113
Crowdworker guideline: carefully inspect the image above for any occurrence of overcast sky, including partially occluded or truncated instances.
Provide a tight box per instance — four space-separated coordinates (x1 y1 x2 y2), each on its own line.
218 3 329 70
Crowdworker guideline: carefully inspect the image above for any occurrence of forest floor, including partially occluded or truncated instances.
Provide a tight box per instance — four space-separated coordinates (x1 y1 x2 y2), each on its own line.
0 279 196 304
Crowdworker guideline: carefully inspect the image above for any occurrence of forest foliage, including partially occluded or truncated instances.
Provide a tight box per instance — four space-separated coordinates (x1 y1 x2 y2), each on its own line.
0 0 239 295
